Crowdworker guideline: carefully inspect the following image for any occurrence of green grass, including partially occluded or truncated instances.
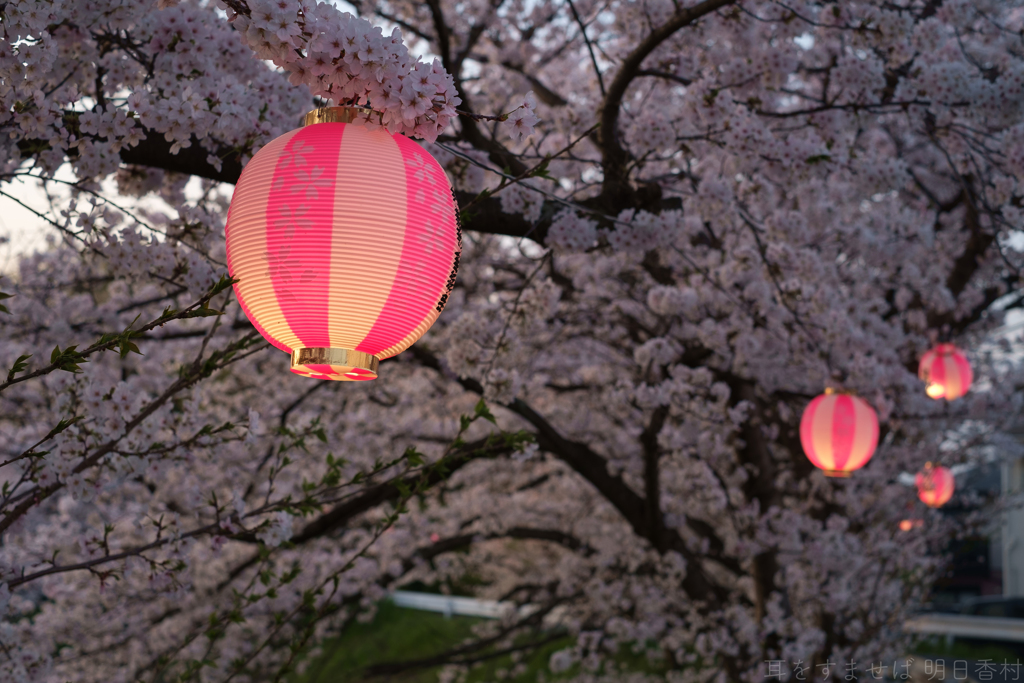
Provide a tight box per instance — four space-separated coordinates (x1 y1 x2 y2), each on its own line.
296 601 483 683
910 635 1022 662
293 601 669 682
296 603 1024 683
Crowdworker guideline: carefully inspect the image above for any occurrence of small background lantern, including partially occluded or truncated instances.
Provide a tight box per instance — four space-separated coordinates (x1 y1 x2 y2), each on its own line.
916 462 955 508
799 389 879 477
918 344 972 400
225 107 462 381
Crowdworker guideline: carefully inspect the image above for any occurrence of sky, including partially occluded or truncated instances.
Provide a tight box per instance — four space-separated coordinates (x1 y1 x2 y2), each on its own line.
0 175 56 274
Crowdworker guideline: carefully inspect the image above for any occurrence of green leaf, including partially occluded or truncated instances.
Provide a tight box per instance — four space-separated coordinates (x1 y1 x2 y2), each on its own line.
0 279 13 314
52 415 83 435
529 158 553 180
313 427 327 443
210 275 238 297
119 339 142 359
474 399 496 424
805 154 831 165
404 446 425 467
50 345 86 373
6 354 30 382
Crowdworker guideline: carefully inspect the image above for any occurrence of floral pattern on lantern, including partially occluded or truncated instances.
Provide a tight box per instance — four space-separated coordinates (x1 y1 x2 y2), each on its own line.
916 462 955 508
225 108 461 381
918 343 972 400
799 391 879 477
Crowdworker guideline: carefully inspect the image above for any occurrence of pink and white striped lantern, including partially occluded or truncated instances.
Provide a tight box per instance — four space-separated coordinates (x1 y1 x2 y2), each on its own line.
799 390 880 477
916 462 955 508
918 343 972 400
225 107 461 381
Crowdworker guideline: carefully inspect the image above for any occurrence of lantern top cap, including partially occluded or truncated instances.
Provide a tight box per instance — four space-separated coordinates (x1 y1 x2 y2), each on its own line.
931 343 961 355
822 469 852 478
823 387 858 396
302 106 379 127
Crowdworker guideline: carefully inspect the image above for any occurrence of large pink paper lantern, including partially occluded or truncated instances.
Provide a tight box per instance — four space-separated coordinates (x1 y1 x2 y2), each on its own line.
225 107 461 381
916 462 955 508
799 390 879 477
918 343 972 400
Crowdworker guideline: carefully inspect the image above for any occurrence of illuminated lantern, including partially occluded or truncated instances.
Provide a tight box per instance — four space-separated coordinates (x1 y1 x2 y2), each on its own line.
898 519 923 532
799 390 879 477
916 462 955 508
918 344 972 400
225 107 461 381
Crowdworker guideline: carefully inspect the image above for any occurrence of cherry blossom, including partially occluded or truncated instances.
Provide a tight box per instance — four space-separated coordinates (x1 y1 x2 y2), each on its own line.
0 0 1022 681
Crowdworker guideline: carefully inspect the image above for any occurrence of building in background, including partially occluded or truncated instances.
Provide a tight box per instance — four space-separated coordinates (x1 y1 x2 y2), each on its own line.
1002 455 1024 600
927 458 1003 609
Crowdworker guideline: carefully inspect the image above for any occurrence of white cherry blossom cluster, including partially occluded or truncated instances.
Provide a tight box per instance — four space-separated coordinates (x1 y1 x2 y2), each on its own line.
604 209 680 252
498 180 544 223
224 0 461 142
546 209 599 252
0 0 1022 681
502 90 540 142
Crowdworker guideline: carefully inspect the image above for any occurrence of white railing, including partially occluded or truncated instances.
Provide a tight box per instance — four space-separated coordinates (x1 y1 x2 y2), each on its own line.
904 613 1024 642
391 590 515 619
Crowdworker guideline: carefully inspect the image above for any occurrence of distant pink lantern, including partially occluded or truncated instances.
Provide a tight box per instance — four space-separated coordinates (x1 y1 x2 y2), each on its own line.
799 390 879 477
225 107 461 381
916 462 955 508
918 344 972 400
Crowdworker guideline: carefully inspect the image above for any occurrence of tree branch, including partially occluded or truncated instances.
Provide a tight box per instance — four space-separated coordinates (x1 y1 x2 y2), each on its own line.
405 344 734 604
598 0 735 206
221 436 512 584
640 405 668 552
17 129 549 240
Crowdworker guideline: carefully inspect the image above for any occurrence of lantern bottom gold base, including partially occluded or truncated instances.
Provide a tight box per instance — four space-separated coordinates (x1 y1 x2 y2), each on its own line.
290 347 380 382
822 469 852 478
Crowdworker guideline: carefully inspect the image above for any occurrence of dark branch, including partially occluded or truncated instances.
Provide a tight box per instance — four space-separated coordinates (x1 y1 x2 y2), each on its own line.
119 135 244 185
17 130 548 241
405 344 732 604
598 0 735 206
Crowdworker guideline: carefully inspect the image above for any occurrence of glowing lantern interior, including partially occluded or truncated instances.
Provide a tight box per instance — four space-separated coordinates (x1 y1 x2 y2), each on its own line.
918 344 972 401
916 463 955 508
225 107 461 381
799 391 879 477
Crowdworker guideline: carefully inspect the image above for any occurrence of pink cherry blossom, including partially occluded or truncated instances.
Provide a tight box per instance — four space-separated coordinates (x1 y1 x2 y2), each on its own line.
0 1 1021 681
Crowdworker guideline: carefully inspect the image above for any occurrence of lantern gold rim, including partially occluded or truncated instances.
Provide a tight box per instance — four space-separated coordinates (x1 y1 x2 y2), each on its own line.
302 106 379 126
822 469 852 478
290 347 380 380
